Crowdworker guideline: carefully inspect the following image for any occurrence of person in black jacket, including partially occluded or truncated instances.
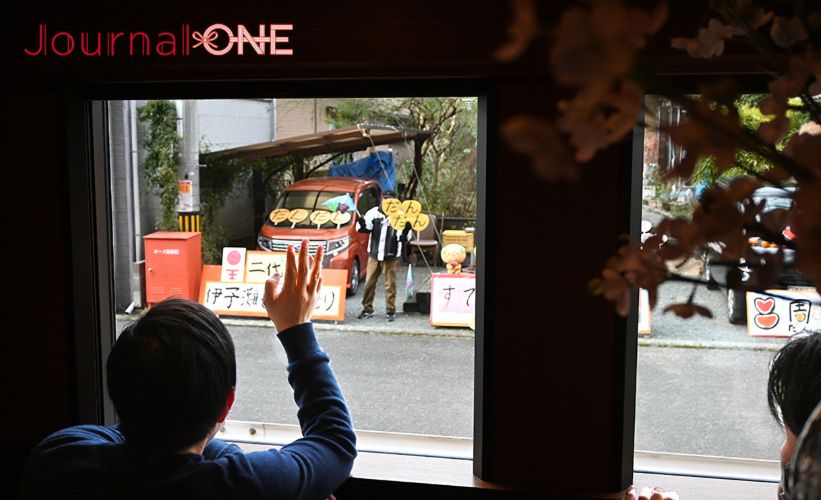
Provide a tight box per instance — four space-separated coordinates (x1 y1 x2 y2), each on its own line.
356 190 411 322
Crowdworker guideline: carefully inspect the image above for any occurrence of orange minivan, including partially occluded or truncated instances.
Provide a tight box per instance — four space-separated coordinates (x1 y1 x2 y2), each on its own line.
256 176 382 295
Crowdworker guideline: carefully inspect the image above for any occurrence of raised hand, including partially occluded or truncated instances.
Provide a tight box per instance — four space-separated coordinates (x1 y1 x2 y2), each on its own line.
263 240 323 333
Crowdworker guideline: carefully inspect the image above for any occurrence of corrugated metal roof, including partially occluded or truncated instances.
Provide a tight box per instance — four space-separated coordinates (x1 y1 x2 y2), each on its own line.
199 124 430 163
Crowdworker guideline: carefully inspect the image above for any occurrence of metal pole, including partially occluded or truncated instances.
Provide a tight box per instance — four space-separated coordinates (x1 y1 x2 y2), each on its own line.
180 100 200 212
129 100 142 260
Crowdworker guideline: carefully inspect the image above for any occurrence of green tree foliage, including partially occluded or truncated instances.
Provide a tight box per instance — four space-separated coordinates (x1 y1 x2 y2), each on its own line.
199 154 291 263
137 100 180 231
691 95 809 185
327 97 478 217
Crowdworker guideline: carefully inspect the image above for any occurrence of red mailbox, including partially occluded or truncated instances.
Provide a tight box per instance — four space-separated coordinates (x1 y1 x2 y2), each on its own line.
144 232 202 305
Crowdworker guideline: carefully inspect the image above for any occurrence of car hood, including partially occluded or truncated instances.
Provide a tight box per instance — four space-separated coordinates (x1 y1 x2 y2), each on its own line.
260 225 351 240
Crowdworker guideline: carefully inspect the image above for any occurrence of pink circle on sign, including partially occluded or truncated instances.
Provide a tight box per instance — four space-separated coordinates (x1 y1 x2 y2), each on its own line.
227 250 242 265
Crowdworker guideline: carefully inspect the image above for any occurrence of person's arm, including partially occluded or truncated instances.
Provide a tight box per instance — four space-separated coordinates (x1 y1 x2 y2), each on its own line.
277 322 356 472
217 241 355 499
357 207 374 233
356 214 368 233
399 221 413 243
203 437 243 459
20 425 126 498
29 425 126 453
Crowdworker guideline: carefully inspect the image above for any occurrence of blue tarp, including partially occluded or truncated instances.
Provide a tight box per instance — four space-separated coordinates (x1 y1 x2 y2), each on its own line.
329 151 395 192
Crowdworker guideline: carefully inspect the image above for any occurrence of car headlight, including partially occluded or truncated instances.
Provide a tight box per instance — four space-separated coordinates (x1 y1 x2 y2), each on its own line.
257 234 272 251
326 236 350 255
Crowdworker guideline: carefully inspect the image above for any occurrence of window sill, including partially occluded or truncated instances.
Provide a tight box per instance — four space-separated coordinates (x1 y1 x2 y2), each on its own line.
223 423 779 498
220 420 472 459
225 423 623 497
634 450 780 482
228 440 488 489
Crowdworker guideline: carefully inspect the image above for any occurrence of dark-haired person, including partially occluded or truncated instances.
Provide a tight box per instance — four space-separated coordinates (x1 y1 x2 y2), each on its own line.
356 189 412 322
784 399 821 500
20 240 356 499
769 331 821 500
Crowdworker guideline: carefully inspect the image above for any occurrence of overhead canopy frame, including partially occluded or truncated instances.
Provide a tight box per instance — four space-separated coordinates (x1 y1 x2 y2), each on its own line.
199 124 432 229
199 124 431 164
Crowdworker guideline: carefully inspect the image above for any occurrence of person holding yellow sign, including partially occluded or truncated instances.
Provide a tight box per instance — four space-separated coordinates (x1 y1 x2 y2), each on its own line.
356 190 412 322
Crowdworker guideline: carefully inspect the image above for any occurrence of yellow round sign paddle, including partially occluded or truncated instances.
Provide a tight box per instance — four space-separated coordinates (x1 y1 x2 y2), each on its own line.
391 213 409 231
401 200 422 217
330 211 352 225
287 208 309 225
269 208 290 225
409 213 430 231
382 198 402 217
309 210 332 226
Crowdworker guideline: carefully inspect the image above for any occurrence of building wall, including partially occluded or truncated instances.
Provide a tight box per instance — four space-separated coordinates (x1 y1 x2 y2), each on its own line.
108 100 135 312
198 99 274 243
275 98 335 138
199 99 274 150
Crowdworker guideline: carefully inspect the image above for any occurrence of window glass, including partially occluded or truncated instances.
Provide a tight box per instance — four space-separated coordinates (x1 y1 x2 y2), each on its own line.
633 94 814 462
108 97 478 447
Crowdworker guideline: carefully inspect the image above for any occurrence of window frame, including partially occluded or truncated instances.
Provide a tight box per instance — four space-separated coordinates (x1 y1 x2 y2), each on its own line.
67 82 497 476
629 81 786 484
72 79 783 492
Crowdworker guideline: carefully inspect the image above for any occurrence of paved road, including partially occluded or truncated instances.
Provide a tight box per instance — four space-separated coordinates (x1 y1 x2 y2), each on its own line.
175 321 782 460
638 281 786 460
114 270 790 461
228 326 474 437
635 345 782 460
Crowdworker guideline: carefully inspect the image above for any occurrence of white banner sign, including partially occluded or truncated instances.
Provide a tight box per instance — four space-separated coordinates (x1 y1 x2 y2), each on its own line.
430 273 476 327
746 289 821 338
202 282 344 321
220 247 246 282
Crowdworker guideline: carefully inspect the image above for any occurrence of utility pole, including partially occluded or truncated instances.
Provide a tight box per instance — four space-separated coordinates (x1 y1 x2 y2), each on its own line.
178 100 201 231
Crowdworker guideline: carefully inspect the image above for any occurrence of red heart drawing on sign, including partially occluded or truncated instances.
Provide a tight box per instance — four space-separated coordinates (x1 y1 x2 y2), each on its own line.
754 297 776 315
754 313 779 329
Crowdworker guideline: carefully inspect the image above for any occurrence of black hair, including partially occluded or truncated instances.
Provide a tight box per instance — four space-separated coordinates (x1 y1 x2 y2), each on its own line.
107 298 237 451
789 401 821 500
768 332 821 435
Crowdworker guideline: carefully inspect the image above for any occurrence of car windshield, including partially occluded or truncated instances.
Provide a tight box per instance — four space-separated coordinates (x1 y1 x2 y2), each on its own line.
268 190 354 229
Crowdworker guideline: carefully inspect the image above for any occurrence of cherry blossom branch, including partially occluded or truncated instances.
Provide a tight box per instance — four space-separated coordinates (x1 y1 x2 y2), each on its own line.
663 271 821 307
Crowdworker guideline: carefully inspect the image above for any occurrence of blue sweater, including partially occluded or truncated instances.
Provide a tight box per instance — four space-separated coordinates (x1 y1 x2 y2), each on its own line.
20 323 357 500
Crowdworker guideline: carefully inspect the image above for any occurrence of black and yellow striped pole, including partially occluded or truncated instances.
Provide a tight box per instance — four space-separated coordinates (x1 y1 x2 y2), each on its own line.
178 212 201 232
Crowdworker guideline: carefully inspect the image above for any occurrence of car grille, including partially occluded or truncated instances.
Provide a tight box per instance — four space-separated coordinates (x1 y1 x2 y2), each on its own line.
264 238 327 255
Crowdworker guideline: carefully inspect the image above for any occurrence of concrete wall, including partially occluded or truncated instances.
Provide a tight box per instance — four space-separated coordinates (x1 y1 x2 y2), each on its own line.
199 99 274 150
108 100 135 312
275 98 335 138
198 99 274 243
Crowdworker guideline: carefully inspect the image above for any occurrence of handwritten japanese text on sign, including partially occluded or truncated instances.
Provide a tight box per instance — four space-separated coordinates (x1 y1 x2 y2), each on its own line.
198 265 347 321
202 282 343 320
244 251 287 283
430 273 476 327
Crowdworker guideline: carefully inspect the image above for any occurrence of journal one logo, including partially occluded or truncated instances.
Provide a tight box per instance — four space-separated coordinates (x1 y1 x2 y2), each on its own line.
23 23 294 57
